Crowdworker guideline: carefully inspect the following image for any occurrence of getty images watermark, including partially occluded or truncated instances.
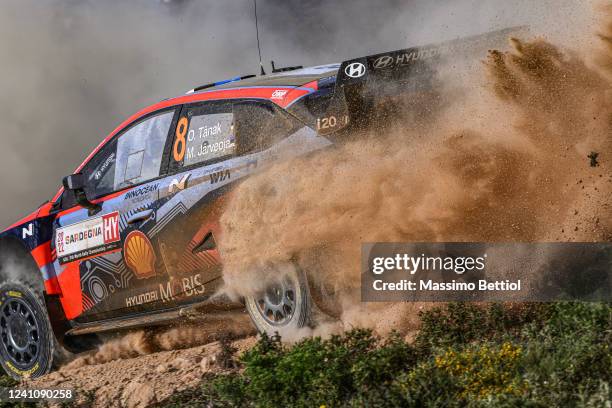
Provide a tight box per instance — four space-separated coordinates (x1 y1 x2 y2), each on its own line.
361 243 612 302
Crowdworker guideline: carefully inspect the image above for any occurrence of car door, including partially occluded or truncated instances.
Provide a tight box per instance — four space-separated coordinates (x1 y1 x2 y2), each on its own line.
52 107 179 322
150 101 238 306
150 99 331 304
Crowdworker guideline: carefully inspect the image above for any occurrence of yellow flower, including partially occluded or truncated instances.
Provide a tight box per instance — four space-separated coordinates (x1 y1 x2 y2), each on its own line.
433 342 527 399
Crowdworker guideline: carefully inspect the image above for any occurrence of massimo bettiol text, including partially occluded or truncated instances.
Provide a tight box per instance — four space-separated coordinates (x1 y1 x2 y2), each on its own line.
361 243 612 302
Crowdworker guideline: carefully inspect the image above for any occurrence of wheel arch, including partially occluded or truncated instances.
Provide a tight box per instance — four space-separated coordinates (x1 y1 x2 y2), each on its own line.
0 235 43 289
0 233 78 351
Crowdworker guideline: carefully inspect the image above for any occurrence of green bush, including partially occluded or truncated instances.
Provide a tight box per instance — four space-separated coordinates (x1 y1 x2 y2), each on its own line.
519 302 611 406
212 329 417 407
158 302 611 408
414 302 550 353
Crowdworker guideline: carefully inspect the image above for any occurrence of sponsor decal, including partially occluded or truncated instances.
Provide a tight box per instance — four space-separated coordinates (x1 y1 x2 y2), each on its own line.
373 55 394 69
7 291 22 298
22 223 33 240
5 361 39 376
372 47 448 70
124 231 157 279
56 212 120 264
125 290 158 307
168 173 191 193
159 273 205 302
124 183 159 200
94 152 115 180
271 89 288 100
122 273 206 307
209 169 231 184
344 62 366 78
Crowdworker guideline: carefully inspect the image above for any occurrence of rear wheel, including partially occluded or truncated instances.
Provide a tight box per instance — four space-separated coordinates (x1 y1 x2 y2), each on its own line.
0 282 55 379
244 263 311 336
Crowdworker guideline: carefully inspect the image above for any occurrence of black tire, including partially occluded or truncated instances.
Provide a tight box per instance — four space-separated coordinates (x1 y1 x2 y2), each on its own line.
244 263 311 337
0 282 55 379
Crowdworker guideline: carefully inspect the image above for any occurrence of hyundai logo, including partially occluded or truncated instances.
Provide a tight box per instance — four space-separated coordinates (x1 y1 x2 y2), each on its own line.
373 55 394 69
344 62 366 78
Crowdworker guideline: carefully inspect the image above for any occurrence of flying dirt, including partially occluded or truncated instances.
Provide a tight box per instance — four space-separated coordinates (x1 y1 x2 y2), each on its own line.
23 5 611 407
218 9 611 335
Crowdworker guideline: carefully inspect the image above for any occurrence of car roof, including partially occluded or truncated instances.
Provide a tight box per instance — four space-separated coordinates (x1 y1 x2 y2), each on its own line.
195 64 340 92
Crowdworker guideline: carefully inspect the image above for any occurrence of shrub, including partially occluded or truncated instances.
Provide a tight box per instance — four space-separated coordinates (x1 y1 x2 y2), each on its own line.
157 302 611 407
414 302 550 353
519 302 611 406
211 329 417 407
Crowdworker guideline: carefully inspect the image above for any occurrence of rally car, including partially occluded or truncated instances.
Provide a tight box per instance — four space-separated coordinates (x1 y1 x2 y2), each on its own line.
0 29 515 378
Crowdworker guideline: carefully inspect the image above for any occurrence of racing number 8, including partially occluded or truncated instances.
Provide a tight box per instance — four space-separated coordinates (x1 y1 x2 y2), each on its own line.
173 117 188 162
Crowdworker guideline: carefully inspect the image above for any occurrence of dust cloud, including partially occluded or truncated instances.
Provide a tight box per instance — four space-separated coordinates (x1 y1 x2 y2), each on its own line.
218 5 612 337
63 312 254 369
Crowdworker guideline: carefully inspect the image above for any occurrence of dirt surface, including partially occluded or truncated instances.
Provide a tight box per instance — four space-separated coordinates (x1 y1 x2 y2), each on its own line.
23 312 257 407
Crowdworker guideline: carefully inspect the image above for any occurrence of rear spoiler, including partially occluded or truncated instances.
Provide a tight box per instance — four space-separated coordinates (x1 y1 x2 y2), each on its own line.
319 26 527 134
337 26 526 88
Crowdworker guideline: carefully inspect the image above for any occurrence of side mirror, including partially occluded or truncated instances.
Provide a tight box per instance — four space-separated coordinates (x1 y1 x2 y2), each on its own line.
62 173 85 191
62 173 101 214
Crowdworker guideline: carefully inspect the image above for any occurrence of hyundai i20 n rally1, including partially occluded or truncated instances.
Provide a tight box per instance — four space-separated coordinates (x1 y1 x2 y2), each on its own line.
0 29 514 378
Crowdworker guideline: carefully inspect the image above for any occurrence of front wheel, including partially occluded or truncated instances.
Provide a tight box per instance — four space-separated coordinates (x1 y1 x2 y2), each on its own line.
244 263 311 336
0 282 55 379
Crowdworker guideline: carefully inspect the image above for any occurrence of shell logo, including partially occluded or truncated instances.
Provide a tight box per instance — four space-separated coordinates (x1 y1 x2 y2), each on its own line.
123 231 157 279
